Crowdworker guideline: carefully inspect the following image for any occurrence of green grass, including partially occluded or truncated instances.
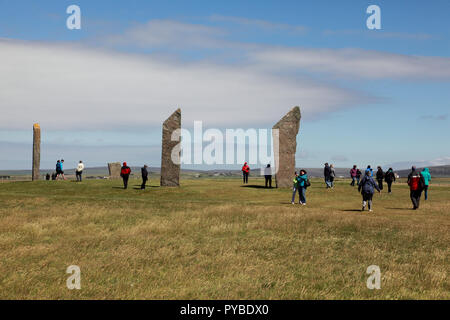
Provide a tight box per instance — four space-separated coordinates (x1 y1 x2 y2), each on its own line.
0 178 448 299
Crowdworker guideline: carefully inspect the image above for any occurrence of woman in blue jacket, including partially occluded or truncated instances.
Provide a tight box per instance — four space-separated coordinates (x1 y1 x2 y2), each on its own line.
297 170 308 205
421 168 431 200
358 169 380 212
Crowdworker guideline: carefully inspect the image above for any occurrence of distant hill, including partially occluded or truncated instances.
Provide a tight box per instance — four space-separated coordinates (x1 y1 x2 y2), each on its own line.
396 165 450 178
2 165 450 179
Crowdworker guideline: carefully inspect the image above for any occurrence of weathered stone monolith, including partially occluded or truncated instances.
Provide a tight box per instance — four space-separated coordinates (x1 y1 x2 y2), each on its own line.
272 106 301 188
108 162 121 179
32 123 41 181
160 108 181 186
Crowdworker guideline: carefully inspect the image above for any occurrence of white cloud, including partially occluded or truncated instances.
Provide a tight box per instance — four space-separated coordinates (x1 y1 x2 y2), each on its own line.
0 38 365 130
250 47 450 80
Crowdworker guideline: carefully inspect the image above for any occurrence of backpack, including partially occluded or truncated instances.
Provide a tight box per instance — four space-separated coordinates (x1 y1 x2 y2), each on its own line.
305 179 311 187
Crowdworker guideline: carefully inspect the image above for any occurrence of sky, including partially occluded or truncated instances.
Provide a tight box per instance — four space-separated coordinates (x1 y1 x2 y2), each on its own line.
0 0 449 170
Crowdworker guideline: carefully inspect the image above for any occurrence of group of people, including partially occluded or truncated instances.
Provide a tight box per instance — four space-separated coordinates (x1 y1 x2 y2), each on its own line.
347 164 431 211
46 160 84 181
241 162 273 188
323 163 336 188
119 162 149 190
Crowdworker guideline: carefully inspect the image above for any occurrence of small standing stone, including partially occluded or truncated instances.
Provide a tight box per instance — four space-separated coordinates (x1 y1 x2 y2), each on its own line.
160 108 181 187
272 106 301 188
32 123 41 181
108 162 121 179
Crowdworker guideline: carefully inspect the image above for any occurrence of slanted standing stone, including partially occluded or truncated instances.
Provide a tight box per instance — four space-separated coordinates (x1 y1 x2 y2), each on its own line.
272 106 301 188
108 162 121 179
160 108 181 186
32 123 41 181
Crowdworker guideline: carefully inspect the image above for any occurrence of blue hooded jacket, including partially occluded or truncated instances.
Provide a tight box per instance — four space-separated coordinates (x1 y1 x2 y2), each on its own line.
358 175 380 194
297 174 308 187
421 168 431 186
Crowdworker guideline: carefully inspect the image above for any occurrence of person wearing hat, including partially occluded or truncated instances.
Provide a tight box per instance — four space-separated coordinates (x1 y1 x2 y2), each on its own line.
242 162 250 184
120 162 131 189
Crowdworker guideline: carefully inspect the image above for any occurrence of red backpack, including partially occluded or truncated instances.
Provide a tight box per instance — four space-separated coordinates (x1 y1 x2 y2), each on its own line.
121 167 131 175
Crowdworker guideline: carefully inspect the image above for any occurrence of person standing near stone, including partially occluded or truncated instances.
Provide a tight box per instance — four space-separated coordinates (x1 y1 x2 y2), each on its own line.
329 164 336 188
141 165 149 190
324 163 331 188
420 167 431 200
384 168 396 193
376 166 384 191
242 162 250 184
120 162 131 189
291 172 299 204
264 164 272 188
45 173 50 181
76 161 84 182
407 166 425 210
297 169 308 205
350 165 358 186
358 169 381 212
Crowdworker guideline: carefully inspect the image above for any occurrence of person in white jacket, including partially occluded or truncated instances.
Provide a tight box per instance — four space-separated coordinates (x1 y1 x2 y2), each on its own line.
76 161 85 182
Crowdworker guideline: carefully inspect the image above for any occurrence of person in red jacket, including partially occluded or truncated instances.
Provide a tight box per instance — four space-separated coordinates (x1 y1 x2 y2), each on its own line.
407 166 425 210
120 162 131 189
242 162 250 184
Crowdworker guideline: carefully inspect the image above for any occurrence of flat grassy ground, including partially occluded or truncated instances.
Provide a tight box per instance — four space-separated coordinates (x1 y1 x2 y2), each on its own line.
0 177 448 299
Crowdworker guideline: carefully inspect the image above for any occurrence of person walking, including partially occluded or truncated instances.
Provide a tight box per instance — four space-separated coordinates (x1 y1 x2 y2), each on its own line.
120 162 131 189
264 164 272 188
291 172 299 204
366 165 373 177
420 167 431 200
358 169 381 212
76 161 84 182
350 165 358 186
384 168 396 193
141 165 149 190
407 166 425 210
56 159 66 180
376 166 384 191
242 162 250 184
324 163 331 188
329 164 336 188
356 168 362 185
297 170 308 205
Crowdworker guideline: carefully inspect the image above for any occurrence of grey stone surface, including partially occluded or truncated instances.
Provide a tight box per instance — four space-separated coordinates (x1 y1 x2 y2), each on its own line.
272 106 301 188
108 162 121 179
160 108 181 186
32 123 41 181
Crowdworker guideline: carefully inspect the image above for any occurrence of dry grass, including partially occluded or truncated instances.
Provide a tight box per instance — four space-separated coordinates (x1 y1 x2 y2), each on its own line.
0 178 448 299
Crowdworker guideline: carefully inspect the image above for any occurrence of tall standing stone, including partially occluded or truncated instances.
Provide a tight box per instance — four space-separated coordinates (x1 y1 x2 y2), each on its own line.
272 106 301 188
32 123 41 181
160 108 181 186
108 162 121 179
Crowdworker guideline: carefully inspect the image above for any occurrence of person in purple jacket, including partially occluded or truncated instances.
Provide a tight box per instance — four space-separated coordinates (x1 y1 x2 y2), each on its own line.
350 165 358 186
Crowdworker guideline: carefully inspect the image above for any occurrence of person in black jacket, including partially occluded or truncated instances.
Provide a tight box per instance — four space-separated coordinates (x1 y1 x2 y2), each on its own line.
141 165 149 190
324 163 331 188
375 166 384 191
384 168 396 193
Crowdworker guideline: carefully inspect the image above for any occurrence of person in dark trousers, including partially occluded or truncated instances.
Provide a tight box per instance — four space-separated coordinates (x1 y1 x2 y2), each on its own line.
76 160 84 182
141 165 148 190
291 172 299 204
421 168 431 200
242 162 250 184
384 168 396 193
407 166 425 210
376 166 384 191
264 164 272 188
358 169 381 212
356 168 362 185
120 162 131 189
45 173 50 181
350 165 358 186
324 163 331 188
329 164 336 188
297 170 308 205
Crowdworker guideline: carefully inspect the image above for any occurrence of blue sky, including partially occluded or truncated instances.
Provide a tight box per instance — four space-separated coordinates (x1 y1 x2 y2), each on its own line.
0 0 449 170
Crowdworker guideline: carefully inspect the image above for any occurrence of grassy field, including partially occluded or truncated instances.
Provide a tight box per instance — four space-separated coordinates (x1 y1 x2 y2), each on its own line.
0 177 448 299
